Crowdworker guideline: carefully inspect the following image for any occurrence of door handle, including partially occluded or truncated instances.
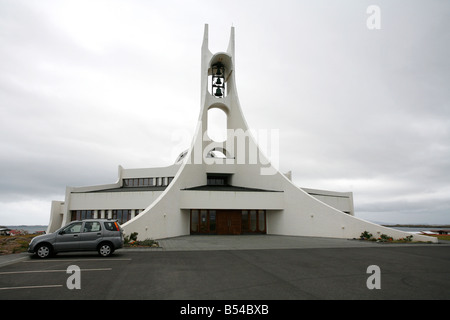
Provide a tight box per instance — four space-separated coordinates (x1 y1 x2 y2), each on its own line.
73 234 78 237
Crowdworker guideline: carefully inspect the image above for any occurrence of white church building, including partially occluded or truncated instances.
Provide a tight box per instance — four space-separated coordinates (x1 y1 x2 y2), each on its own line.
47 25 436 243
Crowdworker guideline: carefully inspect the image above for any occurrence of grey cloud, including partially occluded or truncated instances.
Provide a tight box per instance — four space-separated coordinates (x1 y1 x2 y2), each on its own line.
1 0 449 225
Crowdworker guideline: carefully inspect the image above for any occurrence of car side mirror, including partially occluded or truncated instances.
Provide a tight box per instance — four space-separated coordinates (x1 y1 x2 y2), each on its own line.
59 230 65 235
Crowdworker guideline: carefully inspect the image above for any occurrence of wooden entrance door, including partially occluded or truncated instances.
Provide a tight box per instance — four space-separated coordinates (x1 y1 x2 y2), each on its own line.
217 211 242 235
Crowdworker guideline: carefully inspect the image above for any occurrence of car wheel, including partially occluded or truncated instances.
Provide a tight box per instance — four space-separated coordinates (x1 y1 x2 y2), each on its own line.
98 243 113 257
36 244 52 259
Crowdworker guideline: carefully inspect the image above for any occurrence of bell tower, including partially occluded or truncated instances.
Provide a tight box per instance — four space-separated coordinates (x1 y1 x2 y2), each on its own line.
193 24 262 170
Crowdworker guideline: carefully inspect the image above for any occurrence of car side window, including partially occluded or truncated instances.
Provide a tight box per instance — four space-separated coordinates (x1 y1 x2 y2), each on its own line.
104 222 118 231
63 222 82 234
83 221 101 233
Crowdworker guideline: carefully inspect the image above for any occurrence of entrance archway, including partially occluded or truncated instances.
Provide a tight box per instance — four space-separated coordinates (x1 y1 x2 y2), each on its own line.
190 209 266 235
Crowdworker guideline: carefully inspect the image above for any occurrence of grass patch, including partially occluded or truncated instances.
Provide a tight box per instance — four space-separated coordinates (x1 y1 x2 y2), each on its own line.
426 234 450 241
0 234 37 255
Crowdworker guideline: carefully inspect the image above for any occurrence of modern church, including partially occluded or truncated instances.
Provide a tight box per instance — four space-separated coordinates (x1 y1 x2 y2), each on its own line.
47 25 436 243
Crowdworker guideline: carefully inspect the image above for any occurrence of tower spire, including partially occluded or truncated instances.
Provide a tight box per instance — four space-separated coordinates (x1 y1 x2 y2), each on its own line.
227 26 235 57
202 24 209 52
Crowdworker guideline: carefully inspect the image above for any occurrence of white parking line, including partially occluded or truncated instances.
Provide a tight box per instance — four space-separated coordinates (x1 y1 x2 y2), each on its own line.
0 268 113 291
0 268 112 275
22 258 131 263
0 284 63 290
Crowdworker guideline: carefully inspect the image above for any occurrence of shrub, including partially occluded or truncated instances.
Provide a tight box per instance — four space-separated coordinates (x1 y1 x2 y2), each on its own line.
378 234 393 242
360 231 373 240
139 239 158 247
124 232 139 244
129 232 138 241
398 235 413 242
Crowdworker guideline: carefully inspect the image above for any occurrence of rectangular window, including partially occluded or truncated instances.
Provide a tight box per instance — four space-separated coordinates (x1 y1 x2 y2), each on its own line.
112 209 131 224
258 210 265 232
124 178 160 187
209 210 216 232
191 210 199 232
242 210 249 232
207 174 229 186
70 210 93 221
250 210 257 232
200 210 208 232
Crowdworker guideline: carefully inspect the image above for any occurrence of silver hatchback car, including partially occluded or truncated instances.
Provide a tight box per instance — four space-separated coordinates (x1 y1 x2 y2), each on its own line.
28 219 124 258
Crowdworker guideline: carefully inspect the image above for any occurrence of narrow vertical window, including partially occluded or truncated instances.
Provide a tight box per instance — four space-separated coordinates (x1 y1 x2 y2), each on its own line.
250 210 257 232
200 210 208 232
258 210 266 232
242 210 249 233
209 210 216 232
191 210 199 232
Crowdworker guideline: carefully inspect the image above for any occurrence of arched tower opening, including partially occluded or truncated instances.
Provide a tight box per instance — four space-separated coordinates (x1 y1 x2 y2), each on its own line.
207 105 228 142
207 53 233 98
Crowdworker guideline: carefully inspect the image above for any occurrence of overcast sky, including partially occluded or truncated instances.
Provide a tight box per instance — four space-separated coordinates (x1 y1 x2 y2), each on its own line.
1 0 449 226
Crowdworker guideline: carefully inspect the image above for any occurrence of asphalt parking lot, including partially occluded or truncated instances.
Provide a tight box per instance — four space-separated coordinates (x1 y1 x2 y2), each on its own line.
1 236 450 303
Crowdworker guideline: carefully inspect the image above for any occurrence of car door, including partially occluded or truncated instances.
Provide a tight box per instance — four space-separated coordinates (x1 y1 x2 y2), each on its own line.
78 221 103 250
54 222 82 252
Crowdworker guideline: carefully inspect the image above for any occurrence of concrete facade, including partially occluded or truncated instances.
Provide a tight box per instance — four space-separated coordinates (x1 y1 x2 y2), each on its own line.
47 25 437 243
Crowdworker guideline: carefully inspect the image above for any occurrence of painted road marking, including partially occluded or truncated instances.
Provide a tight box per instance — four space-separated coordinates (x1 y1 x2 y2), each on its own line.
0 268 112 275
0 268 112 291
22 258 131 263
0 284 63 290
